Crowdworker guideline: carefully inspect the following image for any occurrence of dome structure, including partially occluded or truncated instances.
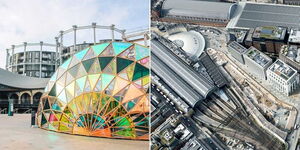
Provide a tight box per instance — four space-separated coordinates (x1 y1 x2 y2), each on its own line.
168 31 206 60
37 42 150 140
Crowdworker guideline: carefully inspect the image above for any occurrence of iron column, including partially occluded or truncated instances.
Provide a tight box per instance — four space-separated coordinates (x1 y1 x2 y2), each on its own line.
39 41 43 78
23 42 27 75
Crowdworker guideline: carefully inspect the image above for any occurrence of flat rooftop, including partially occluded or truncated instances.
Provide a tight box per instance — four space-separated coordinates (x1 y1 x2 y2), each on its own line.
246 47 272 67
0 114 148 150
252 26 286 40
227 2 300 29
288 28 300 44
268 59 297 81
228 41 247 54
281 45 300 63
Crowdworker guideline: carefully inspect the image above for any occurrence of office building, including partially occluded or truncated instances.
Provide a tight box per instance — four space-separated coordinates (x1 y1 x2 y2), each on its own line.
244 47 273 80
267 59 299 96
228 41 248 64
279 45 300 72
245 26 287 54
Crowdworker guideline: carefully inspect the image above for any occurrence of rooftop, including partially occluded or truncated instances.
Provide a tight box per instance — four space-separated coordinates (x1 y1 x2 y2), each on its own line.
252 26 286 40
246 47 272 67
0 68 49 90
162 0 237 20
227 2 300 29
235 30 247 43
268 59 297 81
288 28 300 44
167 31 206 59
228 41 247 54
281 45 300 63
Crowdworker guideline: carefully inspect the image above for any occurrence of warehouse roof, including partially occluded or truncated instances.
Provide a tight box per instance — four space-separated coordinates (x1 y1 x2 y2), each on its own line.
227 2 300 29
162 0 237 20
0 68 49 89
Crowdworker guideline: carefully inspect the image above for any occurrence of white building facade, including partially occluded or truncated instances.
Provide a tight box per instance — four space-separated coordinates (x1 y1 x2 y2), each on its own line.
267 59 300 96
243 47 272 80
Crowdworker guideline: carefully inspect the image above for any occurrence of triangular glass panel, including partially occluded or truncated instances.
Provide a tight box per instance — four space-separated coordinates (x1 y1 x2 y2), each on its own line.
103 58 116 74
84 78 91 92
65 81 75 97
56 82 64 96
116 57 134 73
98 57 113 70
132 63 149 81
49 85 56 96
100 44 114 56
88 74 100 90
112 77 130 95
138 57 149 68
57 72 67 87
76 76 87 91
126 63 135 81
68 64 80 78
74 47 89 60
66 89 74 101
75 82 82 97
122 84 144 104
76 64 87 78
57 67 66 80
83 48 96 61
135 44 149 61
60 57 71 69
119 72 129 80
52 102 61 111
89 58 101 74
58 89 67 104
50 72 57 81
92 43 110 56
44 99 50 110
101 74 115 90
69 56 80 68
118 46 135 60
65 72 74 86
41 113 47 125
104 78 115 95
82 58 95 73
112 42 133 55
94 78 102 92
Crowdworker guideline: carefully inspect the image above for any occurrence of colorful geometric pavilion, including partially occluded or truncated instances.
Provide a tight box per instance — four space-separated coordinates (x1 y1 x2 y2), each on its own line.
36 42 150 140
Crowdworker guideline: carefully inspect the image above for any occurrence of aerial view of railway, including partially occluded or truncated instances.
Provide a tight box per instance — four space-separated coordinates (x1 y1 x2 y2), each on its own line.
150 0 300 150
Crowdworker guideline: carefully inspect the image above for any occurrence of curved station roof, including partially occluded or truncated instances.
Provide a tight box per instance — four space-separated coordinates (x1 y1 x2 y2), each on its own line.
37 42 150 140
227 2 300 29
168 31 205 59
0 68 49 90
162 0 237 20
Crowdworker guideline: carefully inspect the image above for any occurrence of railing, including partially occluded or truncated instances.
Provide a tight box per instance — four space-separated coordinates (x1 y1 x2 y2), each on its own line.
0 108 7 114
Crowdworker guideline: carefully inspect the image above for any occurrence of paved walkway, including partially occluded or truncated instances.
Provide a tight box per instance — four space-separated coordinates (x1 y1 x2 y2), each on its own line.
0 114 148 150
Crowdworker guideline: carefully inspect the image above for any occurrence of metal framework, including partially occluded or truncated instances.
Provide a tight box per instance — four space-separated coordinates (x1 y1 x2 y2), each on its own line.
6 42 57 78
55 23 149 65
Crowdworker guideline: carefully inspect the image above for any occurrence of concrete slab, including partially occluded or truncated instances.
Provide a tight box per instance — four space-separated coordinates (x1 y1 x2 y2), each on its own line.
0 114 149 150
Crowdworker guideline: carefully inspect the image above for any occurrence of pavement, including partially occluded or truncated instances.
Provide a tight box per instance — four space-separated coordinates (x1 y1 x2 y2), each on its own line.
0 114 149 150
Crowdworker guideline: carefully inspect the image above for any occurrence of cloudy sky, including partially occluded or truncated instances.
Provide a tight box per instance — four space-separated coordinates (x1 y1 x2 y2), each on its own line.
0 0 149 68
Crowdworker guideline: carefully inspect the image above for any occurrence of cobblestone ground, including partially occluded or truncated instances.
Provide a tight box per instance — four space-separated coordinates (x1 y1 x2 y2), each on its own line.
0 114 149 150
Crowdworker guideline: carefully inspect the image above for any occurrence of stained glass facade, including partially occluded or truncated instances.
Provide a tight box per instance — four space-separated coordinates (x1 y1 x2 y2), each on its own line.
37 42 150 140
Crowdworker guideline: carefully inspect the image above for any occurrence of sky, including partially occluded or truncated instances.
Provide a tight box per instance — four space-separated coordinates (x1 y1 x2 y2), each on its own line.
0 0 149 69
